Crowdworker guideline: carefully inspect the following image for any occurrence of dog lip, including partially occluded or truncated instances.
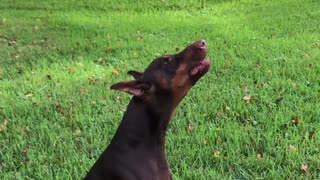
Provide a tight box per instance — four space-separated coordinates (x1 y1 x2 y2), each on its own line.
190 59 211 77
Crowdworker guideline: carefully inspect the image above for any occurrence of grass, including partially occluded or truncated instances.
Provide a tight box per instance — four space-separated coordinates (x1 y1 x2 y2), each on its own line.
0 0 320 179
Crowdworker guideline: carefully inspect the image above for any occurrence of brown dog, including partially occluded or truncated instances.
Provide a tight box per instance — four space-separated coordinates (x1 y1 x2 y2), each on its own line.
84 40 210 180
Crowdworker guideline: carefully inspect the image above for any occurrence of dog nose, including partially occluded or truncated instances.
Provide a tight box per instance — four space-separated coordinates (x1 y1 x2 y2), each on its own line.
195 39 206 48
200 40 206 47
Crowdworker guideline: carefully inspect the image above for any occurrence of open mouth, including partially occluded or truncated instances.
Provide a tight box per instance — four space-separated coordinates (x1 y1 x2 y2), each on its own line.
190 59 211 77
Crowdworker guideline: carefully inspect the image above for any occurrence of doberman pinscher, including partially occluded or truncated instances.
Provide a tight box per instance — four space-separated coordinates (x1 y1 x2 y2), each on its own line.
84 40 210 180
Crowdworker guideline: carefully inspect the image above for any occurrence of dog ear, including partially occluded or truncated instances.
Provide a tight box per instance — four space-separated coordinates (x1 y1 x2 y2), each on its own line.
110 80 151 97
127 70 143 80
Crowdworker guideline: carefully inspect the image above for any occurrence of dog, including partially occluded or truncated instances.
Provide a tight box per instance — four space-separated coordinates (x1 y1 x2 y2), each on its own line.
84 40 210 180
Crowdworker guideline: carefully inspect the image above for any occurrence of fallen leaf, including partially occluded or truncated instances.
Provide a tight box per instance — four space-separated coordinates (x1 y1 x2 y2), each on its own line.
301 164 308 173
292 116 300 125
55 103 62 109
288 144 297 151
105 47 112 54
217 136 224 144
33 26 39 31
188 123 194 132
8 40 16 46
203 139 208 145
243 95 251 103
21 127 31 136
67 67 75 73
216 112 224 118
106 33 111 38
73 129 81 136
309 131 315 140
97 57 103 63
213 150 220 158
256 153 262 160
23 146 29 154
25 93 33 98
256 83 263 90
80 87 86 96
292 83 297 88
88 77 96 85
112 69 119 75
0 119 8 131
137 35 143 40
23 158 30 167
305 53 310 59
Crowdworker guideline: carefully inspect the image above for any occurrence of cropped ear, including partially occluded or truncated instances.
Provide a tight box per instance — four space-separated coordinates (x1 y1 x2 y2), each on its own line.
110 80 151 97
127 70 143 80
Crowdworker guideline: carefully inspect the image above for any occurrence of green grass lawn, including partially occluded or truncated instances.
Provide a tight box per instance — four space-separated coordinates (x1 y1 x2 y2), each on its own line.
1 0 320 179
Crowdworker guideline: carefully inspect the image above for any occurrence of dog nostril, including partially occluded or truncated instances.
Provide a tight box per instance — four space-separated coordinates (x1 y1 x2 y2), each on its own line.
200 40 206 46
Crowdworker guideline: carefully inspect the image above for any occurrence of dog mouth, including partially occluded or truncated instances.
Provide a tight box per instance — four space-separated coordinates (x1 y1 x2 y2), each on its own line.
190 59 211 78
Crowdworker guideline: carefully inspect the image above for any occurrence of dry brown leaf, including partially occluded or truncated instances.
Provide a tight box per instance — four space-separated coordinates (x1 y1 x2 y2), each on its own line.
203 139 208 145
88 77 96 85
73 129 81 136
213 150 220 158
67 67 75 73
188 123 194 132
257 83 263 90
137 35 143 40
0 119 8 131
309 131 315 140
105 47 112 54
8 40 16 46
301 164 308 173
23 146 29 154
80 87 86 96
55 103 62 109
256 153 262 160
292 116 300 125
112 69 119 75
23 158 30 167
216 112 224 118
292 83 297 88
243 95 251 103
305 53 310 59
25 93 33 98
288 144 297 151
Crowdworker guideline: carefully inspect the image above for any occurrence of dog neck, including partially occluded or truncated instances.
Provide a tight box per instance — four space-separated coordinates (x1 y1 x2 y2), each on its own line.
109 96 176 153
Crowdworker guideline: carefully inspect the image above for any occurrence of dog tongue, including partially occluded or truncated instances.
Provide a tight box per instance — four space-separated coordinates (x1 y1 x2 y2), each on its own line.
191 60 211 75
